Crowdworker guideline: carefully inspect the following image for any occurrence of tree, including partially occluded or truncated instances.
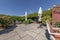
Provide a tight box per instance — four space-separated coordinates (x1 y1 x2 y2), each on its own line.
0 16 12 28
42 10 52 17
28 12 38 21
42 10 52 25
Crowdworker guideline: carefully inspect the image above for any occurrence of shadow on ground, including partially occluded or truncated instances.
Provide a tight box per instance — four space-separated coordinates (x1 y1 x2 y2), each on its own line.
45 30 51 40
0 24 17 35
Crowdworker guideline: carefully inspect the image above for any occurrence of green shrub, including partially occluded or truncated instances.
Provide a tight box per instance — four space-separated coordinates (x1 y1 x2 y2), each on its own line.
28 12 38 21
0 16 12 29
23 20 29 24
42 15 51 25
42 10 52 17
28 19 33 23
41 10 52 25
55 22 60 27
23 19 33 24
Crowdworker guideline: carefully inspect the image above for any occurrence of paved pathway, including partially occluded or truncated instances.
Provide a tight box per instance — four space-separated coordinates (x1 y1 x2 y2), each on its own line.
0 23 48 40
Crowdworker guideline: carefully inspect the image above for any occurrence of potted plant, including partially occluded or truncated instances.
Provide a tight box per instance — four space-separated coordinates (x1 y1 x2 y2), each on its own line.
55 22 60 28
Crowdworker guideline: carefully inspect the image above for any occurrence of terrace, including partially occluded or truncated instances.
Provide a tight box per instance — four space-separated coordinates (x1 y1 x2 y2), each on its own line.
0 23 48 40
0 5 60 40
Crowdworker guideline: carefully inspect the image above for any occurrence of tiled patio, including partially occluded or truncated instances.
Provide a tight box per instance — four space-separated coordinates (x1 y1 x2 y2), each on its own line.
0 23 48 40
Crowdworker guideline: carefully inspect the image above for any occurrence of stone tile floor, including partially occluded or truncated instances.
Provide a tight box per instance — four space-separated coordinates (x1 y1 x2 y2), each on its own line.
0 23 48 40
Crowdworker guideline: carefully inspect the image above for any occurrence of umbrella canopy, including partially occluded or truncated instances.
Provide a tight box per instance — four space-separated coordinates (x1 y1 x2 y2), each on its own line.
48 8 50 10
38 7 42 22
25 11 27 21
38 7 42 16
25 11 27 16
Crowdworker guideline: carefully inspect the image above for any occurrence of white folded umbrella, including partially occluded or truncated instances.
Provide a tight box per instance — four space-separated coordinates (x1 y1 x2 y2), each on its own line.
25 11 27 21
38 7 42 22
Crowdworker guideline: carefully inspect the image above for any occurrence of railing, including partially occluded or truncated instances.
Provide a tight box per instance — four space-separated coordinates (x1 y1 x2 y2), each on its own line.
46 20 55 40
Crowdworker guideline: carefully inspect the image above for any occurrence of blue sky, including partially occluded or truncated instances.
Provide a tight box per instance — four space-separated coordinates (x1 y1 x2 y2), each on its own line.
0 0 60 16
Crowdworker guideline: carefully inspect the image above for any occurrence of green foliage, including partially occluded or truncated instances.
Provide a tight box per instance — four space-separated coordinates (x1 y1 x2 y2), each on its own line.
42 16 51 25
42 10 52 17
10 16 18 21
42 10 52 25
23 19 33 24
28 12 38 18
20 16 25 21
23 20 29 24
28 12 38 21
10 16 25 22
55 22 60 27
0 16 12 28
28 19 33 23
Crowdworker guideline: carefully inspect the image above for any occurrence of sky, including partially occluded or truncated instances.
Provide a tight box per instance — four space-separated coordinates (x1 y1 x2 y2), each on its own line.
0 0 60 16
